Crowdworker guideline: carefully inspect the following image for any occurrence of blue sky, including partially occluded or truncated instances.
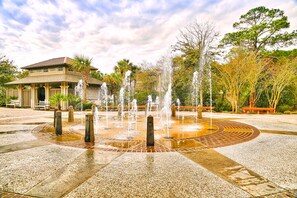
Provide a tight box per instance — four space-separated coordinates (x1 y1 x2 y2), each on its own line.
1 0 297 73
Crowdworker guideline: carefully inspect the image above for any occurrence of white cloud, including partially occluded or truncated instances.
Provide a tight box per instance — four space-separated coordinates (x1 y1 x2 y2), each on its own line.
0 0 296 74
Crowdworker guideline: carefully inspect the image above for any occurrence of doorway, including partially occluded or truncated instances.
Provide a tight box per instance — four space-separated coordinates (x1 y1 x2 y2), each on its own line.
37 86 45 102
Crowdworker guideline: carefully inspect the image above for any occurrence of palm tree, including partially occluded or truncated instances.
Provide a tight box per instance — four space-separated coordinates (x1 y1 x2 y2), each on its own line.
114 59 140 80
49 93 67 110
71 55 92 103
103 72 122 103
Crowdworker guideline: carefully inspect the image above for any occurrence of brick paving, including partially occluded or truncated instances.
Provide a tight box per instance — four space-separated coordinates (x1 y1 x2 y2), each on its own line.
32 120 260 152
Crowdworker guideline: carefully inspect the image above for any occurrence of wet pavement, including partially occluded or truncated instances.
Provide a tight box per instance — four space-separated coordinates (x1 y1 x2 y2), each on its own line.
0 108 297 197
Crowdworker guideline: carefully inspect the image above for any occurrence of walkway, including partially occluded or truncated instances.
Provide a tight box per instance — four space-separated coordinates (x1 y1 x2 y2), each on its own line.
0 108 296 197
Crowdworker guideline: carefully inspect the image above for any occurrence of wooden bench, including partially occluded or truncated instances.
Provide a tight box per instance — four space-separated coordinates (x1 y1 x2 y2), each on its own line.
6 100 20 108
179 106 215 112
241 107 275 114
35 101 50 110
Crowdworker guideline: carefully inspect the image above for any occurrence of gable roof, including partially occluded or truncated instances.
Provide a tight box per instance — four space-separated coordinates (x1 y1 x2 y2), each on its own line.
21 57 97 70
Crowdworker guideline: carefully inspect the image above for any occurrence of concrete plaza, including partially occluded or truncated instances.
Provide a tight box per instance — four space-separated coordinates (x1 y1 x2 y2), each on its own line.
0 108 296 197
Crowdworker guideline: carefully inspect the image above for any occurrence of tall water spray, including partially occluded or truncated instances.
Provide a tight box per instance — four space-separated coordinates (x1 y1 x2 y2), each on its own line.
94 106 99 133
101 82 109 129
75 79 84 124
192 71 199 121
162 84 172 138
159 57 173 138
118 70 132 135
146 95 152 116
131 99 138 130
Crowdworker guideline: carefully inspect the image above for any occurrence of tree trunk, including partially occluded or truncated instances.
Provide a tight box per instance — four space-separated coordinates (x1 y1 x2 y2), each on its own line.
83 79 87 103
200 87 203 107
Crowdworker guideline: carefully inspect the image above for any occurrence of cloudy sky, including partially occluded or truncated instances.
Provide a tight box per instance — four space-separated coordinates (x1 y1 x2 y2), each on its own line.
1 0 297 73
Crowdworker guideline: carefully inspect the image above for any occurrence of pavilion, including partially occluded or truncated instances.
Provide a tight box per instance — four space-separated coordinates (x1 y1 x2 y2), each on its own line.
6 57 102 109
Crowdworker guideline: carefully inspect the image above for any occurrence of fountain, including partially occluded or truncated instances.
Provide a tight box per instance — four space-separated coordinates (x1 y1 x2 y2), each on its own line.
131 99 138 130
117 70 133 138
100 82 109 129
75 79 84 124
176 98 180 120
146 95 152 117
162 83 172 138
94 106 99 133
67 57 218 150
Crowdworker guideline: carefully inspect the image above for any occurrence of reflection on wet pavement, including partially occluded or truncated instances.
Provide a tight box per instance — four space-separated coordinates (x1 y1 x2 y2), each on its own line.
0 139 50 154
181 149 295 197
26 150 122 198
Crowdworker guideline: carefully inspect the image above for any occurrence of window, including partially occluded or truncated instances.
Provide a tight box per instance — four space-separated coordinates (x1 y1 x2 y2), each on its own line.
58 66 63 71
49 67 56 71
43 68 48 72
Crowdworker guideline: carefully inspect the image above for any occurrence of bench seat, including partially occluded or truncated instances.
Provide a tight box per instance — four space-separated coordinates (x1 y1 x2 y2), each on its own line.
6 100 20 108
35 101 50 110
241 107 275 114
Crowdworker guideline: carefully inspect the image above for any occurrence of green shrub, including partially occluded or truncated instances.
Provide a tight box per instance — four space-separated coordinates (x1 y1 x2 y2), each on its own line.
49 93 67 110
277 105 292 113
67 94 81 108
284 111 291 114
75 102 93 110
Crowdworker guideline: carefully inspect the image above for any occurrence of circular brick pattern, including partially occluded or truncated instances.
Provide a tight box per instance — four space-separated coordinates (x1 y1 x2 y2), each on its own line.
32 120 260 152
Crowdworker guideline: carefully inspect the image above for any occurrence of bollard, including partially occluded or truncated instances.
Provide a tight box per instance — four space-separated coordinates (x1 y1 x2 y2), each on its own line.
85 113 95 143
147 115 154 146
171 104 176 117
68 106 74 122
55 111 62 135
53 108 58 127
197 105 203 119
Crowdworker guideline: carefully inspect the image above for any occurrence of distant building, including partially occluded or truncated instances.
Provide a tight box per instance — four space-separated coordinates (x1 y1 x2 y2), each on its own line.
6 57 102 109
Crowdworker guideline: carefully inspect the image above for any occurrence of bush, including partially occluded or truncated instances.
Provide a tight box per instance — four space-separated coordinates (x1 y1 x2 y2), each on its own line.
75 102 93 110
277 105 292 113
67 94 81 108
214 100 232 112
284 111 291 114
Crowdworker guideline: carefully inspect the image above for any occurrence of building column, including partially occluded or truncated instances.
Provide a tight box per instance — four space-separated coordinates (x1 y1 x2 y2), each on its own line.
18 85 23 107
65 83 69 109
60 82 69 110
30 84 36 109
44 83 51 105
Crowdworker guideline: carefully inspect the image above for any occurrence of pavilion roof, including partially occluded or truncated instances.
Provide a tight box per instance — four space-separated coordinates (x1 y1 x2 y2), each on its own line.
6 74 102 85
21 57 97 70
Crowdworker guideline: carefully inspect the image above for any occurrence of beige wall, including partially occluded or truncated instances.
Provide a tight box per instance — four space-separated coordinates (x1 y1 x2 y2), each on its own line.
7 88 18 98
22 89 31 107
86 85 99 102
29 66 81 76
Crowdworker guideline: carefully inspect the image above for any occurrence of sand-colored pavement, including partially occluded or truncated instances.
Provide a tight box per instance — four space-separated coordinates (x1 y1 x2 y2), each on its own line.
0 108 296 197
